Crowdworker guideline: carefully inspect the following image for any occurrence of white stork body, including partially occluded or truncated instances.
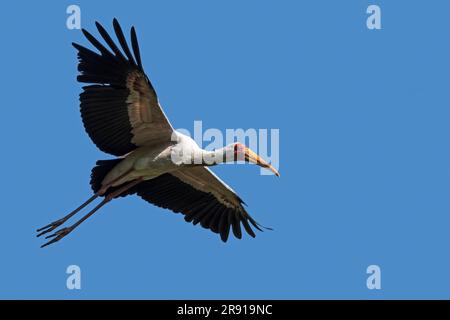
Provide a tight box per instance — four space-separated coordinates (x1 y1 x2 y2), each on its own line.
37 19 279 247
103 142 176 187
102 132 221 186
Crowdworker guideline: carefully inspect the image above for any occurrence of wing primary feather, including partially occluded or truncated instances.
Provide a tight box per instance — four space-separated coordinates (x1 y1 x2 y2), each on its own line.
199 204 220 229
246 213 273 231
72 42 101 59
95 21 127 63
219 210 231 242
209 207 225 233
81 28 114 58
241 217 256 238
130 26 143 69
113 18 136 65
230 212 242 239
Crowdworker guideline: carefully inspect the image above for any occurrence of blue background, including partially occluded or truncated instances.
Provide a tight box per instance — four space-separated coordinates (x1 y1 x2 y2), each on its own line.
1 0 449 299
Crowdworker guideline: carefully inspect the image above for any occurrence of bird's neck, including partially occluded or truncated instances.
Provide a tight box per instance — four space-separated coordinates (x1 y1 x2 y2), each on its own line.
199 148 232 166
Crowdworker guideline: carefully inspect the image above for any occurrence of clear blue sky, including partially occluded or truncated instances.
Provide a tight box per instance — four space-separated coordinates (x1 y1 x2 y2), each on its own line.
1 0 450 299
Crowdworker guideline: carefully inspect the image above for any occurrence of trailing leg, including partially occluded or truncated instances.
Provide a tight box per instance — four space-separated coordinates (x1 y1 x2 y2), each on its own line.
40 178 143 248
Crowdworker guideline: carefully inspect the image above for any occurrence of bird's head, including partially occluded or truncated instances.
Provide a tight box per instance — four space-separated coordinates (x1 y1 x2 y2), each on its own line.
225 142 280 177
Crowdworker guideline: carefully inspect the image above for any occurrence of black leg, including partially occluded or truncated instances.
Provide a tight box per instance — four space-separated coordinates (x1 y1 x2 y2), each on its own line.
36 194 98 237
40 178 143 248
36 169 133 238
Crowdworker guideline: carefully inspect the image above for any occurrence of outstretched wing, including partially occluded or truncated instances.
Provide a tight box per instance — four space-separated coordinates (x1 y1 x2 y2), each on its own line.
73 19 173 156
136 167 269 242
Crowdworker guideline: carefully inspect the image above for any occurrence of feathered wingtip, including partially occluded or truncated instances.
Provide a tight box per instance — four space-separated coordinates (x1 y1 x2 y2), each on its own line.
72 18 144 72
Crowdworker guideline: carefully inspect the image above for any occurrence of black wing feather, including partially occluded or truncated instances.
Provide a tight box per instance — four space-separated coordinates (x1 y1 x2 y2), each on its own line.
131 27 143 69
113 18 136 65
73 20 152 156
136 173 264 242
81 29 114 58
95 21 127 63
79 85 136 155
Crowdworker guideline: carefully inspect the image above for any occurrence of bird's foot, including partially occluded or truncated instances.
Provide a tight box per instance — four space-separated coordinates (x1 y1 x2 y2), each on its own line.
40 227 73 248
36 218 68 238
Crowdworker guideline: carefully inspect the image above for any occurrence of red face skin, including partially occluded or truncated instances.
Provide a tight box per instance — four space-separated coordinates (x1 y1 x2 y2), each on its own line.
234 143 246 161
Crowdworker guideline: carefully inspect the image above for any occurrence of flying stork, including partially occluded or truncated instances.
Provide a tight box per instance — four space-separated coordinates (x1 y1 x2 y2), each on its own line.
37 19 280 248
